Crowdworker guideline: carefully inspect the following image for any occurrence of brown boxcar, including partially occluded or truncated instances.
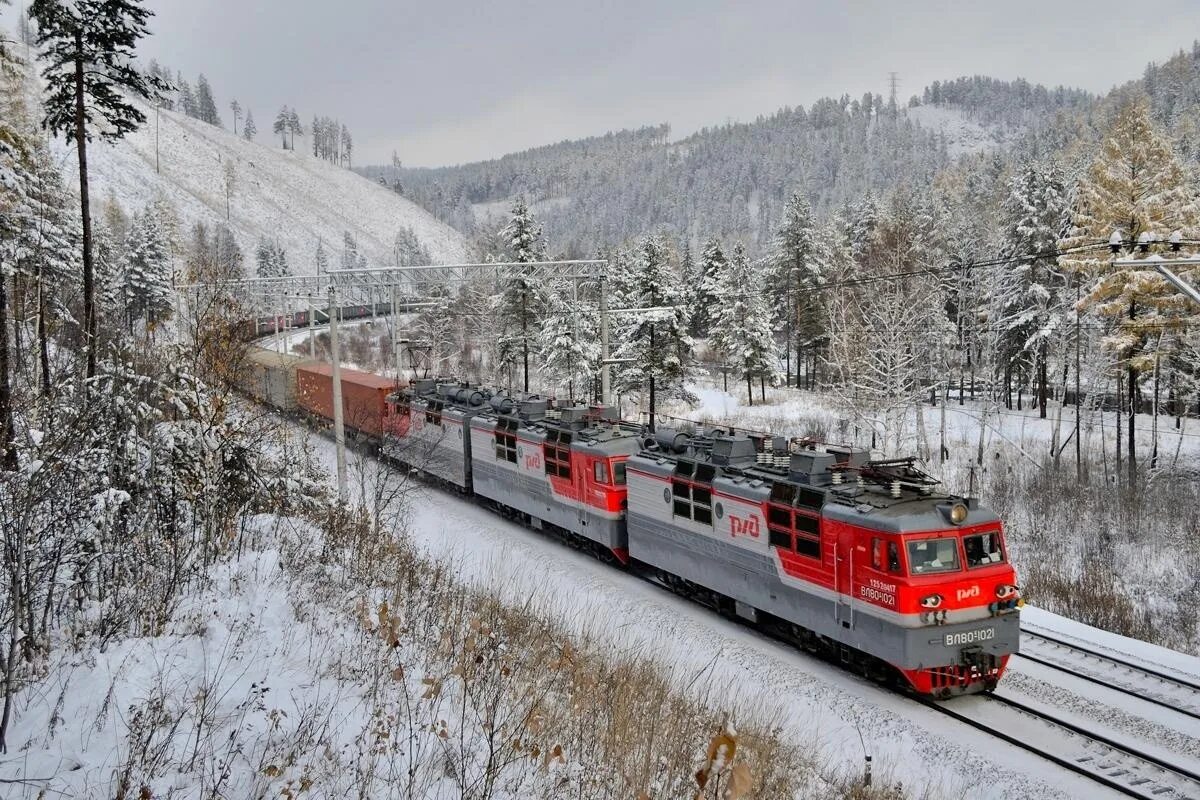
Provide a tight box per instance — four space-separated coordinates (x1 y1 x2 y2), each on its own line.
295 363 404 439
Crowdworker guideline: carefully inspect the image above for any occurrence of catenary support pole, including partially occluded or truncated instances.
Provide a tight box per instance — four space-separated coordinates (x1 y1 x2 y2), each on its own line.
328 285 348 501
600 274 611 406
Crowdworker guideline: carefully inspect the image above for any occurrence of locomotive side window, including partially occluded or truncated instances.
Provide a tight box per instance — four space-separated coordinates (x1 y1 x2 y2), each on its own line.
543 430 572 479
593 461 609 484
906 538 961 574
887 541 901 573
766 504 821 560
964 532 1005 568
425 400 443 426
612 461 627 485
671 460 713 526
871 538 883 570
494 419 518 463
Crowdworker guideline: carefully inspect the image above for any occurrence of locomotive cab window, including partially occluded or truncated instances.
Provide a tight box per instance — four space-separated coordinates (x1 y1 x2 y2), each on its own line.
906 537 961 575
593 461 609 484
887 541 902 573
612 461 627 485
964 532 1005 568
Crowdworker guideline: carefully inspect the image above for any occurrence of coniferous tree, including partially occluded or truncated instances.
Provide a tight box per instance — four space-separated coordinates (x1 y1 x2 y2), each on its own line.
177 72 195 117
537 282 599 399
341 124 352 167
195 73 220 126
773 192 827 388
242 108 256 141
229 98 241 135
30 0 163 382
615 234 695 426
712 243 780 404
121 206 172 330
693 237 726 336
273 106 289 149
341 231 359 269
287 108 302 150
1000 161 1071 418
315 239 328 274
497 199 545 391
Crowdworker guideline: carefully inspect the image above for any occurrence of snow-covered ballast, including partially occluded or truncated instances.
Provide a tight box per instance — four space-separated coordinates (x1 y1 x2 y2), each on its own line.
468 396 642 561
624 429 1020 697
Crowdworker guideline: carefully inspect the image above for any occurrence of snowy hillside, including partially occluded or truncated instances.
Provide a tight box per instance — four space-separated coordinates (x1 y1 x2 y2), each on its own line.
51 99 472 274
904 103 1014 157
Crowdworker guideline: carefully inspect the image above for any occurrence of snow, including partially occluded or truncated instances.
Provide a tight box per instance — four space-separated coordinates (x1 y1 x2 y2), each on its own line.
48 98 471 274
904 104 1013 157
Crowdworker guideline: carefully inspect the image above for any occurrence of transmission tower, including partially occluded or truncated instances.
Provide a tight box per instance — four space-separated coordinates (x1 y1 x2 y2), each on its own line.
888 72 900 108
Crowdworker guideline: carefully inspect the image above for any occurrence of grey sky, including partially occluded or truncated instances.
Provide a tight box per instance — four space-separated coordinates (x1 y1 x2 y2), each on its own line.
17 1 1200 166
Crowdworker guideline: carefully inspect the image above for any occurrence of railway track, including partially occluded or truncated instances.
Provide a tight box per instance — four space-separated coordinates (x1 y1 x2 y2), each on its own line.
1017 627 1200 722
931 692 1200 799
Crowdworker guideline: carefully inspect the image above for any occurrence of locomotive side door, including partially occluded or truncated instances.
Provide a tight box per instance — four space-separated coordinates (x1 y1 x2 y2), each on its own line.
834 531 854 629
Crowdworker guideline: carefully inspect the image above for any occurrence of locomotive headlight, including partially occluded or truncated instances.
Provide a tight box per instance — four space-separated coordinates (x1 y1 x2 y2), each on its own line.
949 503 968 524
920 594 943 609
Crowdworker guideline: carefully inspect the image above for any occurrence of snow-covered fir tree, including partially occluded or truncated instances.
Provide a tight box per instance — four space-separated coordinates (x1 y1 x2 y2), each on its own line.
693 237 726 336
710 243 779 403
121 205 173 329
614 234 695 422
772 192 828 388
536 282 599 400
393 225 431 266
999 161 1071 417
255 238 289 278
273 106 289 149
242 108 256 141
195 73 220 126
229 98 241 135
495 199 545 391
315 239 329 274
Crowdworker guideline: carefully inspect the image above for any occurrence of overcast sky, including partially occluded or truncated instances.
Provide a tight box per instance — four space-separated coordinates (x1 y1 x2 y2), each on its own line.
13 1 1200 166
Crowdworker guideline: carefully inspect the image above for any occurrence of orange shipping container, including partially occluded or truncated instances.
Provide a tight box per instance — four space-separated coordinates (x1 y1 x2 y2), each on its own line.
295 363 404 440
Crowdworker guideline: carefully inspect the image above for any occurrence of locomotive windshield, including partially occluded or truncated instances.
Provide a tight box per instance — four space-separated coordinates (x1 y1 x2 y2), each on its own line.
907 538 961 575
964 532 1005 567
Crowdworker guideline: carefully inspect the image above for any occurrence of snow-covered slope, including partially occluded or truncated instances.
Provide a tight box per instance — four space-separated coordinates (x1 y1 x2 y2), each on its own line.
51 100 471 273
904 103 1014 157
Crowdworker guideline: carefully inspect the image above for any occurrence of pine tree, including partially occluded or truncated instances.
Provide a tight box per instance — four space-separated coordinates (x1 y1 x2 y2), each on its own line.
1059 96 1200 483
229 98 241 135
242 109 256 141
273 106 289 149
615 234 695 425
537 282 599 399
287 108 302 150
341 231 359 269
177 73 195 117
30 0 163 382
693 237 725 336
121 206 172 330
710 243 780 403
1000 161 1071 418
255 238 289 278
195 73 220 126
341 124 352 167
315 239 328 274
497 199 545 391
773 192 827 388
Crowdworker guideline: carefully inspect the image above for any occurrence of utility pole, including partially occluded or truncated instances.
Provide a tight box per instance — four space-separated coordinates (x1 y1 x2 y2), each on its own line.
600 274 611 406
328 285 347 501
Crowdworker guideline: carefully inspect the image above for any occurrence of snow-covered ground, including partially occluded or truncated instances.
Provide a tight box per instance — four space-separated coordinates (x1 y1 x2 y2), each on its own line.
48 96 472 273
904 104 1015 157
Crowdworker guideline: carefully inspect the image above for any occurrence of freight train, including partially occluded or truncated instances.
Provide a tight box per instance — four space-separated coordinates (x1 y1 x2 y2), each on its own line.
240 343 1021 698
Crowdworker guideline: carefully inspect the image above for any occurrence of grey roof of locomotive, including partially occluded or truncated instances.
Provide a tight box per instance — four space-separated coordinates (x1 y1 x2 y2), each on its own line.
635 426 999 534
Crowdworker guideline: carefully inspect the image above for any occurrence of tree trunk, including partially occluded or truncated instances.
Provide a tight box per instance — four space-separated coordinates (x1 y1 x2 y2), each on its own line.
0 267 16 471
37 265 49 396
520 282 529 394
746 373 753 406
74 39 97 384
760 375 766 403
1038 341 1048 419
647 325 656 432
1115 370 1122 484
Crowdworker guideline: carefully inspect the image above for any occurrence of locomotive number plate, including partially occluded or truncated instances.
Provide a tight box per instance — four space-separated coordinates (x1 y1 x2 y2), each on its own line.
944 628 995 647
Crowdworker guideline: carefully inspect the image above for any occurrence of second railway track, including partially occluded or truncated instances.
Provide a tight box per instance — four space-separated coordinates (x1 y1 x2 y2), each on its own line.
932 691 1200 799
